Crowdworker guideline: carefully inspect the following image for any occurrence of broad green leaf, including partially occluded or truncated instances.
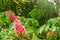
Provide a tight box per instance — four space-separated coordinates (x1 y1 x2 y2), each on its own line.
24 23 34 37
9 23 14 30
36 24 46 35
29 8 41 20
0 12 6 26
20 17 39 31
5 16 11 24
31 34 40 40
56 27 60 38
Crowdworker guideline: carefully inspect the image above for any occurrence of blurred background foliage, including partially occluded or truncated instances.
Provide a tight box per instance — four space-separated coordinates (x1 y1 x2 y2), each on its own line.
0 0 36 17
0 0 59 25
0 0 60 40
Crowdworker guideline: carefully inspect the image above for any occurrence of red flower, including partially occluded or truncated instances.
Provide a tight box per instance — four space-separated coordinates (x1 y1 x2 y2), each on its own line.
51 31 56 37
14 20 27 35
6 11 27 36
6 11 19 22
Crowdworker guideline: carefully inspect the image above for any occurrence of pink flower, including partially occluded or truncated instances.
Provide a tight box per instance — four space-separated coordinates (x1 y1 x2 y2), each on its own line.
6 11 19 22
6 11 27 36
14 21 27 35
51 31 56 37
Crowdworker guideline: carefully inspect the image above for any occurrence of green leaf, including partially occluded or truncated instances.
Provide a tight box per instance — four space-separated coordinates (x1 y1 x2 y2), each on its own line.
29 8 41 20
20 17 39 31
0 29 16 40
31 34 41 40
24 23 34 37
9 23 14 30
56 27 60 38
0 12 6 26
46 36 56 40
36 24 46 35
0 18 4 26
5 16 11 24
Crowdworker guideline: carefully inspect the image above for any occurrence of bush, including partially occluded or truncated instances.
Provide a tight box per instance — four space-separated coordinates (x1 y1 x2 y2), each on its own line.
29 0 58 25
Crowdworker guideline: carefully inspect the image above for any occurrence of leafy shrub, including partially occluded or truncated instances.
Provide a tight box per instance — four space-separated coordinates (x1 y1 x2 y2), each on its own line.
29 0 58 25
0 0 36 17
0 16 39 40
0 0 59 40
0 12 11 28
37 17 60 40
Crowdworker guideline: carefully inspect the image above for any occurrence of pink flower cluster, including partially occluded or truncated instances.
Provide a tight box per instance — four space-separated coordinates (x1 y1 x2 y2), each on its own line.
51 31 56 37
6 11 27 36
14 20 27 35
6 11 19 22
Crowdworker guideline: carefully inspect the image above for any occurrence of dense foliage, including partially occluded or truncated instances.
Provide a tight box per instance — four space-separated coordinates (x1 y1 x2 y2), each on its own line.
0 0 60 40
